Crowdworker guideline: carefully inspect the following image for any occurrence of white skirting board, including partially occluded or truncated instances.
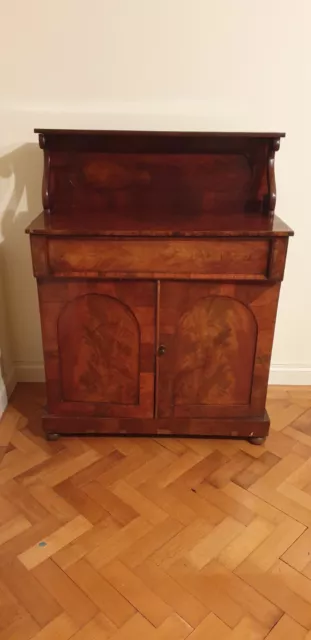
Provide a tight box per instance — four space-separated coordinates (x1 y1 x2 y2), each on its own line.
12 361 311 386
0 378 8 418
14 362 45 383
268 365 311 386
0 367 17 418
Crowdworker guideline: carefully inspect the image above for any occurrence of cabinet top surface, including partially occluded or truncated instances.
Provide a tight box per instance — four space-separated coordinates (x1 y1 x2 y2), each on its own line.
27 212 293 238
35 128 285 138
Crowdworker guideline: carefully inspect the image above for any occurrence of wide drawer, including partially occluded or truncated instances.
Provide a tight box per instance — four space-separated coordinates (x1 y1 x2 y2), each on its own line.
45 237 271 279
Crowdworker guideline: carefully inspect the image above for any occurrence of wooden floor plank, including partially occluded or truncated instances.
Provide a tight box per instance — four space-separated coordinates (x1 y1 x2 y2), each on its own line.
0 558 62 627
103 559 173 626
155 614 192 640
202 560 282 629
265 613 308 639
135 558 208 627
18 515 93 569
69 612 117 640
66 559 135 627
0 613 40 640
167 558 244 629
0 515 32 546
184 612 229 639
32 558 98 626
29 613 78 640
236 560 311 629
1 383 311 640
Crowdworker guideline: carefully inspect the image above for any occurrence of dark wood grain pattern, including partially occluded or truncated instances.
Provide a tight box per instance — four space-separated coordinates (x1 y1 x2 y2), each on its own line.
30 235 288 282
32 130 285 216
47 238 270 279
268 237 289 280
58 294 140 404
160 294 256 409
158 282 279 419
47 152 268 215
27 129 293 441
38 280 156 419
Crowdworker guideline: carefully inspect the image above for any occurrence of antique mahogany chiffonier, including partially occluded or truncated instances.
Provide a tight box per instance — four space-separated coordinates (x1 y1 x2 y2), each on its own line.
27 129 293 443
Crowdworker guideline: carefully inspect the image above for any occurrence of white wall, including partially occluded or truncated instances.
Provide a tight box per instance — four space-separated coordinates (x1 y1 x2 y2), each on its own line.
0 0 309 386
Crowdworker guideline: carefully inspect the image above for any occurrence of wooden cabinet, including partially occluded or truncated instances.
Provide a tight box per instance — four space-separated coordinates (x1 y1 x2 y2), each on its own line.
27 129 293 443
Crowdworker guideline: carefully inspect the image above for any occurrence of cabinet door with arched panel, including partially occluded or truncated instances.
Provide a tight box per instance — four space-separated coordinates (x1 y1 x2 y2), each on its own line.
157 281 280 419
38 281 156 418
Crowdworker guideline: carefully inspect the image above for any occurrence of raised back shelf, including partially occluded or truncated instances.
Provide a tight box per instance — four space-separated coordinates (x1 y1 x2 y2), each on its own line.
35 129 285 217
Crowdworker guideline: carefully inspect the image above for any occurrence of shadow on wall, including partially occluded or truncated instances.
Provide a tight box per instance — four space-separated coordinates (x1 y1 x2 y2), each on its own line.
0 144 43 383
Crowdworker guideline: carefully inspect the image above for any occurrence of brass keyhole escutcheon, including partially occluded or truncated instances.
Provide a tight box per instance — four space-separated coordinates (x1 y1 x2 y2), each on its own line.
158 344 166 356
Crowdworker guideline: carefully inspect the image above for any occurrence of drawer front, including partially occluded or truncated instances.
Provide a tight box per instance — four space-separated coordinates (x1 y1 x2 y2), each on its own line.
46 238 270 279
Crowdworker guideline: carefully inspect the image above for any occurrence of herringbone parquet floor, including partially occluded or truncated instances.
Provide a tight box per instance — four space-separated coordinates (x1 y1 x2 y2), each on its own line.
1 384 311 639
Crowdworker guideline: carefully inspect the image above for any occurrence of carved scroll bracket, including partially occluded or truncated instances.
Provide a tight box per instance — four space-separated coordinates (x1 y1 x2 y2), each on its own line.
267 137 281 215
38 133 46 149
39 134 53 212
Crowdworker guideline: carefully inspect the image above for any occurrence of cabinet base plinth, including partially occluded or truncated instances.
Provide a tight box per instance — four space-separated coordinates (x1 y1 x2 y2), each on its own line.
43 411 270 441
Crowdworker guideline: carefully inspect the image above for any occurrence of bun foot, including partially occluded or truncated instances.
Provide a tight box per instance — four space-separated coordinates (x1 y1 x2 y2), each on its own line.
46 432 60 441
248 436 266 446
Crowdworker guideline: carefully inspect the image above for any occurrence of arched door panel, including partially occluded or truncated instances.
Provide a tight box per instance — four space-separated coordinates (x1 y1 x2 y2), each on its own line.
58 294 140 404
39 280 155 418
158 282 258 418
